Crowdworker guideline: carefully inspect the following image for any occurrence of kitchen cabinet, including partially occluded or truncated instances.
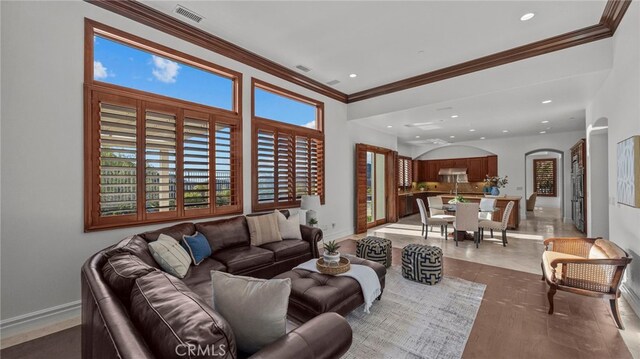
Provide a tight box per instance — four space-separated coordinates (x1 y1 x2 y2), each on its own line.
416 155 498 182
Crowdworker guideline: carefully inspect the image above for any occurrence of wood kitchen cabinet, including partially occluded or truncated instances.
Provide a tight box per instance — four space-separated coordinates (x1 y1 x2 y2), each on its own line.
416 155 498 182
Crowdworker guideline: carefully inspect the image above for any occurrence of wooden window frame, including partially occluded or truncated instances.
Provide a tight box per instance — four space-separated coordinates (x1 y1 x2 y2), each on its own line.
533 158 557 197
251 78 325 212
84 19 243 231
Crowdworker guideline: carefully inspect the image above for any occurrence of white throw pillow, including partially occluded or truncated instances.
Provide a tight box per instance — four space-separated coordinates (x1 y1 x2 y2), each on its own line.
276 210 302 240
148 234 191 278
211 271 291 354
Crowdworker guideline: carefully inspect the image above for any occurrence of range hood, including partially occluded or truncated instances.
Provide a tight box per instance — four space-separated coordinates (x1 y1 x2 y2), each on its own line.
438 168 469 183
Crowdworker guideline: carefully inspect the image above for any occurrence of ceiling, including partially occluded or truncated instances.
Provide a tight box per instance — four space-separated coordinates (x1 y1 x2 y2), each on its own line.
142 1 607 94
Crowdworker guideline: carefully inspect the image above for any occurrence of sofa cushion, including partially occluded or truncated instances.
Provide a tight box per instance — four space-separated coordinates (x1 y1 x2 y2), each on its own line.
139 222 195 242
260 239 310 261
247 212 282 246
542 251 584 282
148 234 191 279
105 235 159 270
212 246 274 274
182 258 227 304
130 271 237 359
211 271 291 354
197 216 251 253
276 210 302 240
102 254 156 305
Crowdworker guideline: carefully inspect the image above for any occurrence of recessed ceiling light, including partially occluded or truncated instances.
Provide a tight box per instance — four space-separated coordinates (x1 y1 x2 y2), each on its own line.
520 13 535 21
540 131 547 134
480 137 486 140
502 130 509 133
541 120 549 124
451 115 459 118
415 135 420 138
450 135 455 138
546 127 552 130
542 99 552 104
349 74 357 78
469 129 476 132
387 125 393 128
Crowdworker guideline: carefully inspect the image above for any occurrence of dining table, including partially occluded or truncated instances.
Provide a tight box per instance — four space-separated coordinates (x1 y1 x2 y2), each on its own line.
429 204 498 241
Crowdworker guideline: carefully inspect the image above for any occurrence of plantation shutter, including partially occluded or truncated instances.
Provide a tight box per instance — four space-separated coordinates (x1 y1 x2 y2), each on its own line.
214 122 239 208
98 101 138 218
277 132 295 203
183 114 210 212
144 108 178 216
295 136 310 198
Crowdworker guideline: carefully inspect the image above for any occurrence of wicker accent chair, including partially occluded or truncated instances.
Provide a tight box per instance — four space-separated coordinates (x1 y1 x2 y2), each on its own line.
541 237 632 329
479 201 514 247
416 198 448 238
526 192 537 211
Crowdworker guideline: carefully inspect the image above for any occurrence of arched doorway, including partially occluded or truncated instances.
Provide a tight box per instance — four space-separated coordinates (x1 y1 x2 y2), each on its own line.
524 149 565 220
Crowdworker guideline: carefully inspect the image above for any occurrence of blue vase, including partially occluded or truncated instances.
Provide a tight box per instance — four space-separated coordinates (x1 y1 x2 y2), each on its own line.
490 187 500 196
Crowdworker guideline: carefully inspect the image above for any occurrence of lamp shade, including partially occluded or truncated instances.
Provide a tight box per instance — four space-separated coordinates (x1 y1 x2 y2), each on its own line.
300 195 321 211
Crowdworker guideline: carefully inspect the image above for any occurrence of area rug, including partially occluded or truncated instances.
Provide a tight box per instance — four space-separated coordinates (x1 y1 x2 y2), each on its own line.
343 267 486 359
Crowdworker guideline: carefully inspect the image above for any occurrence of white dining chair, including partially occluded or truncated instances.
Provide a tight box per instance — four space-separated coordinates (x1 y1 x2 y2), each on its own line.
426 196 455 234
479 201 515 247
416 198 449 238
453 202 480 248
478 198 497 221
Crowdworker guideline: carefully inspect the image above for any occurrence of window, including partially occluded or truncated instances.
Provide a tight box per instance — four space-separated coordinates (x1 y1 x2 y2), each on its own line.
252 79 324 211
534 158 557 197
85 20 242 231
398 156 413 189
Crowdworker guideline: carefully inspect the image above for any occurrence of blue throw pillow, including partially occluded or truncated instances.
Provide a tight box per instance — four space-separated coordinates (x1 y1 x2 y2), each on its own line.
181 232 212 265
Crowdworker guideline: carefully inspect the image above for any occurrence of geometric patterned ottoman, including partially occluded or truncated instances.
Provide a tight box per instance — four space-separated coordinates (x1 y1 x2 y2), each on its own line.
401 244 443 285
356 236 392 268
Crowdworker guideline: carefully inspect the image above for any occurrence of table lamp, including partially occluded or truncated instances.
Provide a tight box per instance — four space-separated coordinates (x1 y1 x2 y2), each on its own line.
300 195 321 226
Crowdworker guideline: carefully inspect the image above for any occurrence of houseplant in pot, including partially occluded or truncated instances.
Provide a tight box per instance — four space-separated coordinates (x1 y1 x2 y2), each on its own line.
323 240 341 264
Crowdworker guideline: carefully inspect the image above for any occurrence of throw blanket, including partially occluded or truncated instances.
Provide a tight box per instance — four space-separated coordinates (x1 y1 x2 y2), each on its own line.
293 258 381 313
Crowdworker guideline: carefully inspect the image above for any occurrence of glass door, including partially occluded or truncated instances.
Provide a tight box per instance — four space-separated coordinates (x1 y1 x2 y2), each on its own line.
366 151 387 227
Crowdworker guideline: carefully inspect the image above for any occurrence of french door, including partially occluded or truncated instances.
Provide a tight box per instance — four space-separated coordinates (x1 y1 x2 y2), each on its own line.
355 144 398 233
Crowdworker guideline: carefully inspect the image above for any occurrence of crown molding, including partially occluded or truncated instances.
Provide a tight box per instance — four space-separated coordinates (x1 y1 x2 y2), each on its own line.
87 0 631 104
87 0 349 103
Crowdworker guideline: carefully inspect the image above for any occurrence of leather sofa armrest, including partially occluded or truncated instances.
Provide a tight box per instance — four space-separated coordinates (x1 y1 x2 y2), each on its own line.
249 313 352 359
300 225 322 258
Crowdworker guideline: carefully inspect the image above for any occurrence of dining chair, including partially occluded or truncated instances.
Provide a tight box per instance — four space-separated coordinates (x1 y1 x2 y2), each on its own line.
416 198 449 238
479 201 515 247
426 196 455 233
453 202 480 248
478 198 497 221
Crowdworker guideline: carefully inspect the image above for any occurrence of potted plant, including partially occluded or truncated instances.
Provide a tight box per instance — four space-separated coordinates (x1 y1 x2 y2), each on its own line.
323 240 341 264
484 175 509 196
308 217 318 227
448 195 467 204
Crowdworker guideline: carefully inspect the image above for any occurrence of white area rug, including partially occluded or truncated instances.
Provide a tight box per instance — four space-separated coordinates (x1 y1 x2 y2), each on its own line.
343 267 486 359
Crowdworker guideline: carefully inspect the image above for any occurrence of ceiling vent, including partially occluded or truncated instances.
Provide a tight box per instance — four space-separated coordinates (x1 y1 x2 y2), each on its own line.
295 65 312 73
404 123 442 131
326 80 340 86
174 5 204 23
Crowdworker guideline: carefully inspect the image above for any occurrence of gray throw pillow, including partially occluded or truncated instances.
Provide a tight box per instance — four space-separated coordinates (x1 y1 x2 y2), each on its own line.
148 234 191 278
211 271 291 354
276 210 302 240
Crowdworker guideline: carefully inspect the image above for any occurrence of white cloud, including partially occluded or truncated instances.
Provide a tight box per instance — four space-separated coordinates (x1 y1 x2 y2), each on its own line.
93 61 108 79
303 120 316 129
151 55 180 83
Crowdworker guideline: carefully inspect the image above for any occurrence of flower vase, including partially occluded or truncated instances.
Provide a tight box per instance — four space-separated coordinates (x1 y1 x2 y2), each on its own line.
490 187 500 196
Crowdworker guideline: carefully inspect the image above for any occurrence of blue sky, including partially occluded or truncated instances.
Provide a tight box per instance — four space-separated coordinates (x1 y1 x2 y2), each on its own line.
94 36 317 128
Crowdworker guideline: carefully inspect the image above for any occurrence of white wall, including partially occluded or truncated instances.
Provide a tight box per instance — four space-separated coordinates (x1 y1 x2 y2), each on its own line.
585 2 640 315
348 122 398 151
525 152 563 209
410 131 584 221
0 1 353 330
414 145 494 160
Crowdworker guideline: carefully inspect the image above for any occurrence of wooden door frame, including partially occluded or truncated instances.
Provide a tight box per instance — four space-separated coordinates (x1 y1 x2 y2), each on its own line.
355 143 398 234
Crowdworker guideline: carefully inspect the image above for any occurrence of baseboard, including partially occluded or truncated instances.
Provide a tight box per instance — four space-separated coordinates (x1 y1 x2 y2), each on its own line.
563 217 574 224
621 283 640 318
0 300 81 342
323 228 354 242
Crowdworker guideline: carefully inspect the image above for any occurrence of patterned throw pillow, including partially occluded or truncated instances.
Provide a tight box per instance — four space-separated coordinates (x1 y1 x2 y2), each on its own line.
246 212 282 246
148 234 191 278
181 232 212 265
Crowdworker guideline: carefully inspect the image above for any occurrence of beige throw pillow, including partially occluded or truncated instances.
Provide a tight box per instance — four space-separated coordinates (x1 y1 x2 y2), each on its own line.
276 210 302 240
211 271 291 354
148 234 191 278
246 212 282 246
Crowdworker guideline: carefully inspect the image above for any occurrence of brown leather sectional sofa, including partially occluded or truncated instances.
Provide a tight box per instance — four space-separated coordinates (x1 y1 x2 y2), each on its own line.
81 212 353 359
